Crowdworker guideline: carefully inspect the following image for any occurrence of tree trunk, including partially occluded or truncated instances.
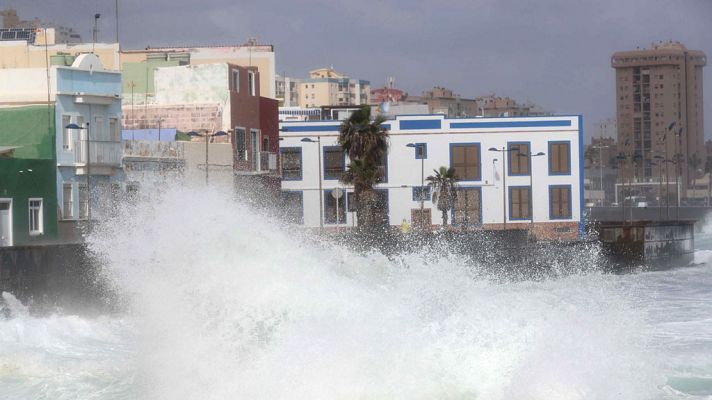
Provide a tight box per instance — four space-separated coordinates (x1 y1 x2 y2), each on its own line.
441 208 448 228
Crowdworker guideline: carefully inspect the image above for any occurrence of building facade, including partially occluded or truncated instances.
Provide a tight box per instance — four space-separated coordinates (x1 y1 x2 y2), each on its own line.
0 107 58 247
612 42 706 191
279 114 584 240
275 74 301 107
0 54 124 243
120 41 277 99
299 67 370 108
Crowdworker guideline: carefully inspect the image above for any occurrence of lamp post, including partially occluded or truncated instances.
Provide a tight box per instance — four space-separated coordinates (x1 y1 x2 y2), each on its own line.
406 143 425 227
519 151 545 236
187 130 228 185
489 146 518 230
66 122 92 224
301 137 323 232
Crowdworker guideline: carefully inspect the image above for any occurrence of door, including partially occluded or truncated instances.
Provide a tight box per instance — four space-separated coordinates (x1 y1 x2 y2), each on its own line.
0 200 12 247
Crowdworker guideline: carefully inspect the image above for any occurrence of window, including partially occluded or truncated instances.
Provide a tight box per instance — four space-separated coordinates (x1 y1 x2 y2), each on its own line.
548 141 571 175
235 128 247 160
232 69 239 92
248 71 256 96
62 115 72 150
262 136 269 152
28 199 43 235
452 187 481 226
62 183 73 219
413 143 427 159
509 186 531 220
78 183 89 219
280 191 303 224
550 185 572 219
280 147 302 180
450 143 481 181
347 192 358 212
508 142 530 175
109 118 119 141
412 186 431 201
323 146 345 180
324 189 346 224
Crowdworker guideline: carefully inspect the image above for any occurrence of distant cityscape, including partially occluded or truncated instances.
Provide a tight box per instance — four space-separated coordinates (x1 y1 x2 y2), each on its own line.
0 7 707 247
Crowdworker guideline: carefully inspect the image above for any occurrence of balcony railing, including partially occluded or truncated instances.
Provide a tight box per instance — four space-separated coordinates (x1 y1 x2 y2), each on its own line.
74 140 122 167
258 151 278 172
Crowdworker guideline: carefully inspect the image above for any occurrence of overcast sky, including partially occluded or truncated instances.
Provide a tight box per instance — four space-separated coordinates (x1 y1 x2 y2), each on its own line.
7 0 712 142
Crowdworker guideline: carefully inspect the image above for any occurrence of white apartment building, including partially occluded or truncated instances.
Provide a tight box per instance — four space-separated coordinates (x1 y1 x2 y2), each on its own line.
279 114 584 240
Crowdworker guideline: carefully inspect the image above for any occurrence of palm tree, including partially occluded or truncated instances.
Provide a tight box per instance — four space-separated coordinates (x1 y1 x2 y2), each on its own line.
341 158 383 228
426 166 458 228
338 106 390 228
688 153 702 200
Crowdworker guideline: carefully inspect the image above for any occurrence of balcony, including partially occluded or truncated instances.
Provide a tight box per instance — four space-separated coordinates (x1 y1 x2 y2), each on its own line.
258 151 277 173
74 139 122 168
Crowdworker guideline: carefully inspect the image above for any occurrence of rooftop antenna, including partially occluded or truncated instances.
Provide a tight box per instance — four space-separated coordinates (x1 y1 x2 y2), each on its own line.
92 13 100 53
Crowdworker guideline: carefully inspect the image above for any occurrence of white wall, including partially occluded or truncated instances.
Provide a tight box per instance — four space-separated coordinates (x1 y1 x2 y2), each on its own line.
0 68 57 104
280 115 583 232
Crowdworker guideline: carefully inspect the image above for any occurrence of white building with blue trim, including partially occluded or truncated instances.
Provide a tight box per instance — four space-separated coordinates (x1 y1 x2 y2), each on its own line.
279 114 584 240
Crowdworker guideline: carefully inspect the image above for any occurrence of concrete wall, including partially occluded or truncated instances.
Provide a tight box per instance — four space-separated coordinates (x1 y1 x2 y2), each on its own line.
0 68 58 104
121 103 222 132
0 244 115 313
154 63 231 130
183 142 234 187
0 41 120 70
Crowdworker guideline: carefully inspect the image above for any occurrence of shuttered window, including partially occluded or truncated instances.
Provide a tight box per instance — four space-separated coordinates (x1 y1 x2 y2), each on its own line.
450 144 481 181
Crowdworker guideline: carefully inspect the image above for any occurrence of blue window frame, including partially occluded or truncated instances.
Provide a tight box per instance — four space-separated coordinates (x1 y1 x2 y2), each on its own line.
412 186 431 201
323 189 346 224
449 143 481 181
451 187 482 227
549 185 573 220
323 146 345 180
509 186 531 220
280 147 302 180
280 190 303 224
548 141 571 175
507 141 531 176
413 143 427 159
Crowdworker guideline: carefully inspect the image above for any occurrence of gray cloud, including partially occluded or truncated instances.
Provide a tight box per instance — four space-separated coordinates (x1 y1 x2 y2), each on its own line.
6 0 712 141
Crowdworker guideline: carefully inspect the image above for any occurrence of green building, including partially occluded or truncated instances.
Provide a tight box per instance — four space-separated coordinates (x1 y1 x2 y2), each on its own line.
0 105 58 246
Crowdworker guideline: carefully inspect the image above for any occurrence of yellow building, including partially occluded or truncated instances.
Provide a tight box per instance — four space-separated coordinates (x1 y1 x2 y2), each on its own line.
299 67 370 108
0 28 120 70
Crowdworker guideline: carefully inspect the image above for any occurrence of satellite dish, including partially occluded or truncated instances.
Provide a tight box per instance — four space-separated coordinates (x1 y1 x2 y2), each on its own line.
332 188 344 199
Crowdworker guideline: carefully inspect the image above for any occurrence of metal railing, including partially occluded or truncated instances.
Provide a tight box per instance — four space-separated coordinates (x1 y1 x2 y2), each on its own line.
258 151 278 172
74 140 122 167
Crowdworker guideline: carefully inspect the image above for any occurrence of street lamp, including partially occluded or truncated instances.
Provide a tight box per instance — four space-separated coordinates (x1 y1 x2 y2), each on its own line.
489 146 518 230
187 130 229 185
406 143 425 228
66 122 92 223
519 151 545 236
301 137 323 232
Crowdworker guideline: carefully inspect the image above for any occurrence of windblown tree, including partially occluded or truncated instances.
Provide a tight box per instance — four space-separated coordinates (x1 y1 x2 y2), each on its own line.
338 106 389 228
427 166 458 228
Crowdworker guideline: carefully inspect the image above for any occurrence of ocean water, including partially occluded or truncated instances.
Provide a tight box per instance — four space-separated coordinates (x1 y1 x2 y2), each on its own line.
0 186 711 400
